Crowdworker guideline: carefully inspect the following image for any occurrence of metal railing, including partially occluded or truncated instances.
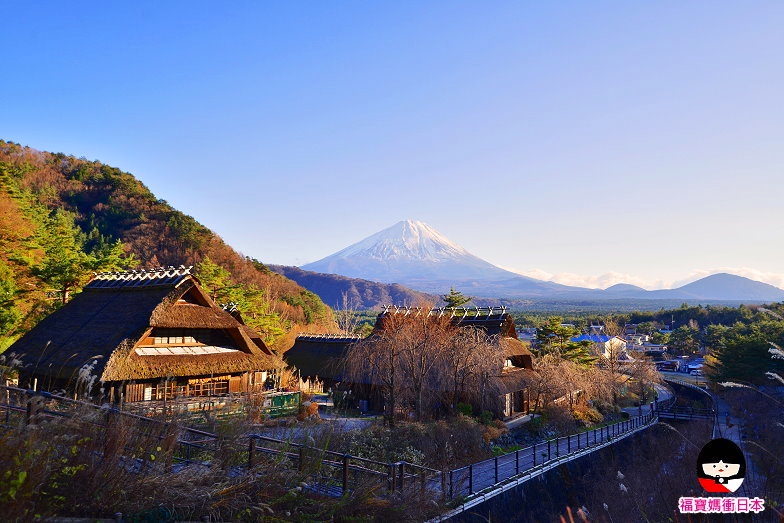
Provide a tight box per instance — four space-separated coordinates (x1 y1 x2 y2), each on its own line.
445 410 658 500
658 406 715 420
1 385 665 501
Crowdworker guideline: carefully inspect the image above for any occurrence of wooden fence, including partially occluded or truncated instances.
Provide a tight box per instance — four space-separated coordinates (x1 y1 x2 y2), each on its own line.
0 385 671 501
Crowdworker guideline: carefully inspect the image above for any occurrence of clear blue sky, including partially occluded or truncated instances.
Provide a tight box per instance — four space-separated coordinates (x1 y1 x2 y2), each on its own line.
2 1 783 289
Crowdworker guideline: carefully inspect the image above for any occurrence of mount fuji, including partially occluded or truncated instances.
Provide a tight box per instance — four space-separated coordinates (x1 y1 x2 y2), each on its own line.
299 220 784 302
301 220 583 296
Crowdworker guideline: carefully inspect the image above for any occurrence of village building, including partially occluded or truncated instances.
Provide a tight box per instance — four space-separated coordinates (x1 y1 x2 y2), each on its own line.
8 267 281 404
572 333 629 360
285 306 535 420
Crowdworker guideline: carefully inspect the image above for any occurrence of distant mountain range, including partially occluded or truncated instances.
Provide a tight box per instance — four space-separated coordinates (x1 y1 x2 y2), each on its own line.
603 273 784 302
300 220 784 303
269 265 436 310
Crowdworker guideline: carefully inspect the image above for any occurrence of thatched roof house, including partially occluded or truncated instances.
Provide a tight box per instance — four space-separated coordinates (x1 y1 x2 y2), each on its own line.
286 306 535 418
10 266 281 402
283 334 362 384
374 306 535 418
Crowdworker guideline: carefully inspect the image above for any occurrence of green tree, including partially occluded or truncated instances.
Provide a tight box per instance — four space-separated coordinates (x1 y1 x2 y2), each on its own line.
535 316 596 366
707 322 784 384
31 211 94 304
31 210 135 304
196 257 290 344
441 287 471 308
536 316 579 352
0 260 21 336
195 257 243 303
668 325 700 355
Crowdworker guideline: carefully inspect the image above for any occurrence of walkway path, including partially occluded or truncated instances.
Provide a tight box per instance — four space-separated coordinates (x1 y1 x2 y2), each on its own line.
437 410 658 519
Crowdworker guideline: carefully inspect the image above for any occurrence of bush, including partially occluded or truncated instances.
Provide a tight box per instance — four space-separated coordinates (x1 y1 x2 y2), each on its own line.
478 410 493 426
482 422 508 444
329 417 492 470
296 401 319 421
572 404 603 427
456 402 473 417
542 404 577 433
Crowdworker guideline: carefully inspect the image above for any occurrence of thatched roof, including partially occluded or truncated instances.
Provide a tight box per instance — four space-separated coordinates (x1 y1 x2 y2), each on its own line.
284 334 361 381
9 267 278 383
499 337 533 358
496 367 537 395
376 306 518 337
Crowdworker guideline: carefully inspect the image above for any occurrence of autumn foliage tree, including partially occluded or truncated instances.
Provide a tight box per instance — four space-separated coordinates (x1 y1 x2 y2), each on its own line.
0 140 333 348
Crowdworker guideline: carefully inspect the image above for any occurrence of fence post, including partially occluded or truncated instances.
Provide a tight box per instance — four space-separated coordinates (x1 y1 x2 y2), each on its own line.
5 389 9 424
441 470 447 501
388 463 396 492
547 439 551 461
567 435 571 453
248 437 256 468
515 449 520 474
342 455 349 495
532 442 536 466
449 470 454 499
24 397 34 426
494 456 499 483
555 437 559 457
469 463 474 494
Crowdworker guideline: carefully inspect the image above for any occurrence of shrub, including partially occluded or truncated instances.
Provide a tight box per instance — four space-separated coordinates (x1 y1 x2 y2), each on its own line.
572 404 603 427
482 423 508 444
456 402 473 417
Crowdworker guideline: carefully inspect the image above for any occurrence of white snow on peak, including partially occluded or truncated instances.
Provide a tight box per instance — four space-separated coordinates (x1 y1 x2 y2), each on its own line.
326 220 472 262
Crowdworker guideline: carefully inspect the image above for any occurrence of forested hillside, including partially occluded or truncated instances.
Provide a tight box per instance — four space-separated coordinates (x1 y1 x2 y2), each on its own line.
269 265 437 310
0 140 333 351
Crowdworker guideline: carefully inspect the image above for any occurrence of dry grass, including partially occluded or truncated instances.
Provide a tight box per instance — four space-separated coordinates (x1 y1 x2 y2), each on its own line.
0 401 452 521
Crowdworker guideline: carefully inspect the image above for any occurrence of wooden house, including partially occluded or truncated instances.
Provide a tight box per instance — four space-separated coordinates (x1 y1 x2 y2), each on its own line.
376 306 535 419
286 306 535 419
9 266 281 403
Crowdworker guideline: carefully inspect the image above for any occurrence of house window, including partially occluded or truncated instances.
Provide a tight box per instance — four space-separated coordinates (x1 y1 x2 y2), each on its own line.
142 329 232 347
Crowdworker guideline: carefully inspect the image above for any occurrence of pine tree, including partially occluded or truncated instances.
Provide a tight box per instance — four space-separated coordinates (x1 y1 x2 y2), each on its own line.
707 322 784 384
31 210 94 304
441 287 471 308
31 210 135 304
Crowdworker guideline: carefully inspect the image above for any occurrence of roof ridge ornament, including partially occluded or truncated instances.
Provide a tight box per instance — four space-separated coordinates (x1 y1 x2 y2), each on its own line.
87 265 194 288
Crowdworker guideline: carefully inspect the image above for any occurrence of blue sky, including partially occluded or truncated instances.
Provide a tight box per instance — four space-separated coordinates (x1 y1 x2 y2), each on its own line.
2 2 783 289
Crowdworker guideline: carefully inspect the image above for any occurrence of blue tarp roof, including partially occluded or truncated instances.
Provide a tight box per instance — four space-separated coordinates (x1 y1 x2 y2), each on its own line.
572 334 615 343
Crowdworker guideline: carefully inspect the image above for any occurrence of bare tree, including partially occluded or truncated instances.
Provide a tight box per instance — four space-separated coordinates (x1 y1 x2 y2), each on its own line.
334 292 361 335
344 310 505 424
344 312 407 426
440 328 505 413
598 321 661 407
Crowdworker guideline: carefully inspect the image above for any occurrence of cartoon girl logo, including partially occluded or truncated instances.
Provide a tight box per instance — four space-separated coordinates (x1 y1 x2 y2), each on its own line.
696 438 746 493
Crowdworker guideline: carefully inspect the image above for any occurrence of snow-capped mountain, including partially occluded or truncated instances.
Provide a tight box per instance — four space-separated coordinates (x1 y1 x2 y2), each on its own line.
301 220 579 296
